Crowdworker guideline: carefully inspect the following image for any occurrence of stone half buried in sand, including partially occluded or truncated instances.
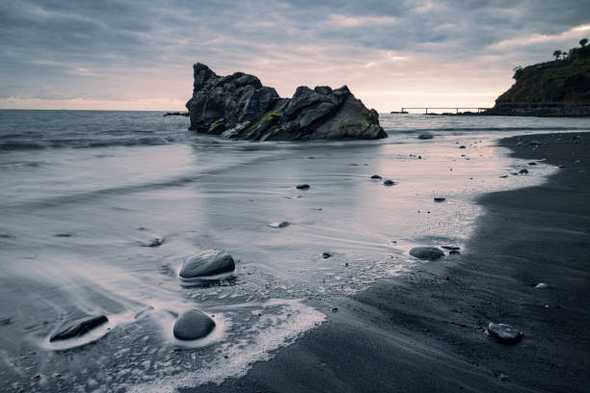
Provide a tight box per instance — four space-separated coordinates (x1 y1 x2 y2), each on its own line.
173 310 216 341
409 247 445 260
49 315 109 342
486 322 524 345
185 63 387 141
179 249 236 282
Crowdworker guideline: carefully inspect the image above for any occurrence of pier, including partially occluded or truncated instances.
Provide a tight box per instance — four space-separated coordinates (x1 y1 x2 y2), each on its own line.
397 107 491 114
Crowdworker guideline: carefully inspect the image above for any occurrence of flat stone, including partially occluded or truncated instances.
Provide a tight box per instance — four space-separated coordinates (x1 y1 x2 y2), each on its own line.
409 247 445 260
49 315 108 342
179 250 235 279
173 310 215 341
486 322 523 344
433 197 446 202
269 221 290 229
418 133 434 140
535 282 548 289
383 179 396 186
296 184 311 190
370 174 382 180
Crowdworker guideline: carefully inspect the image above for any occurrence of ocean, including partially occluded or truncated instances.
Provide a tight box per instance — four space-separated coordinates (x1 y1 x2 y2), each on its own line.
0 109 588 392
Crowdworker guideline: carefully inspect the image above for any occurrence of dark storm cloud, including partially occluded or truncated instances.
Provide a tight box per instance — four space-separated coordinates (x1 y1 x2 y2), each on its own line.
0 0 588 107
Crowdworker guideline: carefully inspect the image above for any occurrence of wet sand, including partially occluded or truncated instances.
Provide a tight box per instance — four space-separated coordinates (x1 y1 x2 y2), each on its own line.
197 132 590 393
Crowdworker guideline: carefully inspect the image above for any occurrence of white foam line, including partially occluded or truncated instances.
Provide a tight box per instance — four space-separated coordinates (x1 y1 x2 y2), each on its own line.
129 299 326 393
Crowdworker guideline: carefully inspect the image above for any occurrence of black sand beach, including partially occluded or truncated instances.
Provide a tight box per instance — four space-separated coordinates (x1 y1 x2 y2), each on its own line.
195 132 590 393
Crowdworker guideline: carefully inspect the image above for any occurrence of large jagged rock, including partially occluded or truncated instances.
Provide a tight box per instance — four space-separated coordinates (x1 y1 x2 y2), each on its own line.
186 63 387 141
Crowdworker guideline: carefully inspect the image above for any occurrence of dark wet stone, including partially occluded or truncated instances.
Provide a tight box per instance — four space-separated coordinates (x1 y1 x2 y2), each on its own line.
49 315 108 342
383 179 396 186
441 245 460 251
296 184 311 190
370 174 382 180
418 133 434 140
449 250 461 255
54 233 73 238
322 252 332 259
269 221 290 229
179 250 236 279
529 140 541 146
529 162 537 166
519 168 529 175
500 175 509 178
173 310 216 341
486 322 523 344
144 237 164 247
459 145 466 149
433 197 446 202
409 247 445 260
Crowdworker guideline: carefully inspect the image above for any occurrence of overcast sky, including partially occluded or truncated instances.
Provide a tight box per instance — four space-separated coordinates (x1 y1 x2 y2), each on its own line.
1 0 589 111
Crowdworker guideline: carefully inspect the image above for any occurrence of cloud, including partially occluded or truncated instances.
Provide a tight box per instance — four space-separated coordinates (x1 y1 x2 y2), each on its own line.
0 0 588 111
326 14 397 28
490 23 590 50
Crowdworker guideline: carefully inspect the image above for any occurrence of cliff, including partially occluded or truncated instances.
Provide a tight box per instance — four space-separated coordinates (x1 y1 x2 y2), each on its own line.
487 46 590 117
185 63 386 141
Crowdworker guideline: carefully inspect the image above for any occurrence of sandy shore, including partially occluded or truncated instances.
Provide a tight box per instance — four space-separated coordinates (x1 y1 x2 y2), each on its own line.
195 132 590 393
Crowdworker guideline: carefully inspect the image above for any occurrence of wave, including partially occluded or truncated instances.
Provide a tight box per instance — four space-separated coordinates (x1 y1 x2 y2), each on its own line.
385 126 590 134
0 136 178 151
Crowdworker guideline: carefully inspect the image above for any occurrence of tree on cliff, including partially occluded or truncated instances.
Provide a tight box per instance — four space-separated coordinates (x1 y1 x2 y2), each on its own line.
581 38 588 48
553 50 562 60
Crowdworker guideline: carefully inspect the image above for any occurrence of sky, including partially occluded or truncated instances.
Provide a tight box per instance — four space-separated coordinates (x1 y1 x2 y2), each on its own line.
1 0 589 112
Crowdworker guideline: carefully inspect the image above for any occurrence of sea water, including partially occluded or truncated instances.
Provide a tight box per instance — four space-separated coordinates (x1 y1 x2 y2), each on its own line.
0 110 588 392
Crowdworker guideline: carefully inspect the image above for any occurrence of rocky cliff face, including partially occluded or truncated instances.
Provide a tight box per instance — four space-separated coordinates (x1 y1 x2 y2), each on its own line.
487 46 590 116
185 63 386 140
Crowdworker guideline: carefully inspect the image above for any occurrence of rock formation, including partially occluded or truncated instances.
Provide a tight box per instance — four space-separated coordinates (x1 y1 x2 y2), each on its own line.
185 63 387 141
486 45 590 117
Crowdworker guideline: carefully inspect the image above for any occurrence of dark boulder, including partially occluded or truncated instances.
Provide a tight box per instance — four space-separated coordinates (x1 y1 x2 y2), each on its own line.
269 221 290 229
409 247 445 260
49 315 108 342
173 310 216 341
179 250 235 280
486 322 523 344
186 63 386 141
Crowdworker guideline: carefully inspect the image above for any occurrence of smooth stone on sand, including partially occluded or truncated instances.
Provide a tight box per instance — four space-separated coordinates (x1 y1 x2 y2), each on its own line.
433 197 446 202
370 174 383 180
49 315 108 342
409 247 445 260
486 322 523 344
179 250 235 279
268 221 290 229
144 237 164 247
173 310 216 341
296 184 311 190
418 133 434 140
383 179 396 186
